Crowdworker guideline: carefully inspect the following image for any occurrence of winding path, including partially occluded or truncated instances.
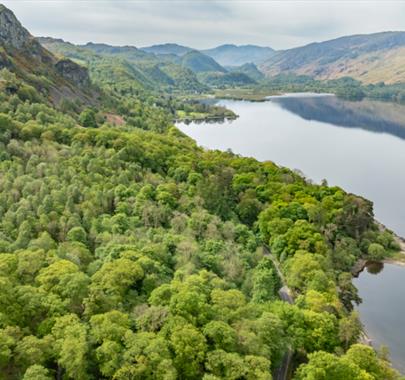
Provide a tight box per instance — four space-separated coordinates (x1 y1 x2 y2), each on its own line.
266 225 405 380
263 246 294 380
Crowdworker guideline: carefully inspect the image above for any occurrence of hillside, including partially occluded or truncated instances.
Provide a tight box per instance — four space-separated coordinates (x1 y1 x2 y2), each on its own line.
198 71 256 87
228 62 265 81
0 5 95 105
180 50 227 73
260 31 405 84
39 37 208 93
203 44 275 66
141 43 193 56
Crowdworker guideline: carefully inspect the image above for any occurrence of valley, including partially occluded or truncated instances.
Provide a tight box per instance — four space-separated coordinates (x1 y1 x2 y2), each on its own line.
0 3 405 380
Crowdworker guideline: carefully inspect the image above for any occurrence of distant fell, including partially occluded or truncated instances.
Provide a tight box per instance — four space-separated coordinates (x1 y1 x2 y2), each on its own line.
180 50 227 73
140 43 193 56
202 44 275 66
227 63 265 81
260 31 405 84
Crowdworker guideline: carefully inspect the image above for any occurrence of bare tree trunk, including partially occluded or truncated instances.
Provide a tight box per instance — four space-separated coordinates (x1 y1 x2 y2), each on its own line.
57 365 63 380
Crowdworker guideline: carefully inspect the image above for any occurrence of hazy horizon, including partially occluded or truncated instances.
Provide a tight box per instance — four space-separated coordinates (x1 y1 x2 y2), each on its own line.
3 0 405 50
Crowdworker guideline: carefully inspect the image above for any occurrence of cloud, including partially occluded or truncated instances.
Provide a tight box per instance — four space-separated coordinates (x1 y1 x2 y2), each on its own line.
2 0 405 49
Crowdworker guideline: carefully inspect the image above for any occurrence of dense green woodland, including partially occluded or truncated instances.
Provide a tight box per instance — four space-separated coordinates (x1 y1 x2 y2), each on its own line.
0 65 403 380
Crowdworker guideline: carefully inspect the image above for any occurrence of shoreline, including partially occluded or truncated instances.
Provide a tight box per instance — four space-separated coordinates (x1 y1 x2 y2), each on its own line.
174 114 238 123
353 221 405 353
383 258 405 267
376 220 405 265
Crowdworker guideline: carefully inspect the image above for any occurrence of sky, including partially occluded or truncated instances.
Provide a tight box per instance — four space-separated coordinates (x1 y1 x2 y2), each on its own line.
3 0 405 50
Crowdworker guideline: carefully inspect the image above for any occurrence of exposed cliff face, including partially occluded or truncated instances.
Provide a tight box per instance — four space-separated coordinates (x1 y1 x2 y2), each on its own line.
55 59 90 87
0 4 95 104
0 4 31 49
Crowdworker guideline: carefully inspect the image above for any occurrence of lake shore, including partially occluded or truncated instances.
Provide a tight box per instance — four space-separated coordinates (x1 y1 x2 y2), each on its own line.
352 224 405 276
377 221 405 265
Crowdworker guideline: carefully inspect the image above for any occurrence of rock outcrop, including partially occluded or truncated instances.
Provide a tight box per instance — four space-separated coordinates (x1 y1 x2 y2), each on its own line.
0 4 95 104
55 59 90 87
0 48 10 69
0 4 31 49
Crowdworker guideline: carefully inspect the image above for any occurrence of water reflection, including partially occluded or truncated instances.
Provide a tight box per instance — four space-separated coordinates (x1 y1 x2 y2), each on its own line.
353 263 405 373
271 96 405 140
178 117 233 125
366 261 384 275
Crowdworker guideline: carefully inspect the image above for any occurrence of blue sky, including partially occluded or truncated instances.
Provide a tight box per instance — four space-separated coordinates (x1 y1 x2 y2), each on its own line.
3 1 405 49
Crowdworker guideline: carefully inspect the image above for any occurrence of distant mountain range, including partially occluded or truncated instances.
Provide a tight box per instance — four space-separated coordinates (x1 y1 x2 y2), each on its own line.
137 33 405 85
141 43 275 67
39 38 210 92
39 38 267 92
259 31 405 84
38 30 405 90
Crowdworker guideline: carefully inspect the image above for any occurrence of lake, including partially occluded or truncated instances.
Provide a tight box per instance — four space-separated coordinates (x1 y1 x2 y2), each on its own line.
177 94 405 372
353 263 405 372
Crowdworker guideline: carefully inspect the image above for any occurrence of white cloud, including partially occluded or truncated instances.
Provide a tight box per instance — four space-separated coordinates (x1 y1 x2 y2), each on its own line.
2 0 405 49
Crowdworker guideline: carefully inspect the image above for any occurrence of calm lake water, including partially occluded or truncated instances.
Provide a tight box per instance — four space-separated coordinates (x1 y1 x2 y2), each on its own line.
353 263 405 372
177 94 405 371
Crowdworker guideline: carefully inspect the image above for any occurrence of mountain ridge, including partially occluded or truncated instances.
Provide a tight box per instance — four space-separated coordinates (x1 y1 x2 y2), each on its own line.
140 42 275 67
260 31 405 84
140 43 193 56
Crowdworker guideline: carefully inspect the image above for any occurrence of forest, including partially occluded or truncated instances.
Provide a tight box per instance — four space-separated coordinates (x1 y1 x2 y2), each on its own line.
0 4 404 380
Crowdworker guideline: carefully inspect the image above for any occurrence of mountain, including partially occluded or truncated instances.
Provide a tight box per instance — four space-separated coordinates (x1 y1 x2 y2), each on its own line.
0 5 94 104
227 62 265 81
260 31 405 84
39 37 208 93
140 43 193 56
202 44 275 66
180 50 227 73
197 71 256 87
142 43 273 68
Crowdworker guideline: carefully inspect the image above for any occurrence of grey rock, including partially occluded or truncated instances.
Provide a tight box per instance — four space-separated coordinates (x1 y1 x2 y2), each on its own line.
0 5 31 49
55 59 90 87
